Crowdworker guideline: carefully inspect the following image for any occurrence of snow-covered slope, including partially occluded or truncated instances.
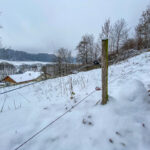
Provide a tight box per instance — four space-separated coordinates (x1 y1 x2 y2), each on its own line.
0 51 150 150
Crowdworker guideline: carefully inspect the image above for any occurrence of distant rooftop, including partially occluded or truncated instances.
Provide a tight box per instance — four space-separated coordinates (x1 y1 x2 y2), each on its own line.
9 71 42 83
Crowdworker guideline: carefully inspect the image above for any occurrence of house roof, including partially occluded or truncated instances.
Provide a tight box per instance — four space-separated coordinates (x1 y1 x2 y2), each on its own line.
8 71 42 83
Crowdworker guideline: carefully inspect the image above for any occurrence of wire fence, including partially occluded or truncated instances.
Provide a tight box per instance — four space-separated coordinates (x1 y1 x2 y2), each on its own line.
0 79 46 95
12 70 128 150
1 48 145 95
14 90 96 150
1 49 147 149
0 64 98 95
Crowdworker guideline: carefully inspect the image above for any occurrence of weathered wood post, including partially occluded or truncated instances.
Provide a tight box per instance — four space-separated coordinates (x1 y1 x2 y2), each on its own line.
101 39 108 105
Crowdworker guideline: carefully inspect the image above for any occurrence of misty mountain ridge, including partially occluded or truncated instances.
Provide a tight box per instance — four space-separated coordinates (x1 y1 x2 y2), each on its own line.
0 48 57 62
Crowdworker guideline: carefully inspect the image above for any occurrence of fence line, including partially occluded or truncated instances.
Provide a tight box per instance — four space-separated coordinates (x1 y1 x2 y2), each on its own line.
0 64 98 95
14 90 96 150
17 91 31 103
0 80 45 95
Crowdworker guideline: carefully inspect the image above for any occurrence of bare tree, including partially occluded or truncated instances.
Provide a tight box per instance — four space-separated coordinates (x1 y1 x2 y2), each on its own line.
121 38 136 50
113 19 129 53
77 34 94 64
55 48 72 76
41 65 47 79
100 19 112 39
135 5 150 49
99 19 114 52
56 48 72 64
0 62 16 80
93 42 101 60
0 12 2 48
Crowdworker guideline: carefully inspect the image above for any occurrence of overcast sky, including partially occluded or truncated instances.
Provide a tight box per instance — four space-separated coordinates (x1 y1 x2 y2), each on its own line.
0 0 149 54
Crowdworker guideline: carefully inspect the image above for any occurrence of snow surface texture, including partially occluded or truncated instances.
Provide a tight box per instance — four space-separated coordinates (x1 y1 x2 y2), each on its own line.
8 71 42 83
0 52 150 150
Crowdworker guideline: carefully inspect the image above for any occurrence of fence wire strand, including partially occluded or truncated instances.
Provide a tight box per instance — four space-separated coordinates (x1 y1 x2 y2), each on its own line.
14 90 96 150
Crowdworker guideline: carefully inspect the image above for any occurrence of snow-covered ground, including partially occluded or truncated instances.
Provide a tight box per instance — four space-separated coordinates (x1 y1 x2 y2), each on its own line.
0 51 150 150
0 59 55 66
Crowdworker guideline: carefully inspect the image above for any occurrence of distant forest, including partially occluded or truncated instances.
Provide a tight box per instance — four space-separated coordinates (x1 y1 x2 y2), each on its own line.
0 48 57 62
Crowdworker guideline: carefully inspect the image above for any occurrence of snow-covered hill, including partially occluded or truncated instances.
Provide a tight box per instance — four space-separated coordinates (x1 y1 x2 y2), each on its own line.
0 51 150 150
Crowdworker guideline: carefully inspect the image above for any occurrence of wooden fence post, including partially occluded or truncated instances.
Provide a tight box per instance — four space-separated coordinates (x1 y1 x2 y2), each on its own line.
101 39 108 105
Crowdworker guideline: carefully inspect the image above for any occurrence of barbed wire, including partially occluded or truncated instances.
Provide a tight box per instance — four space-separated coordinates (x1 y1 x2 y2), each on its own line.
17 91 31 103
0 79 47 95
14 90 96 150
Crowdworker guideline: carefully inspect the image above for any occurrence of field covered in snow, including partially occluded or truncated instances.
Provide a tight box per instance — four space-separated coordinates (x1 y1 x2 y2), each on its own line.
0 51 150 150
0 59 55 66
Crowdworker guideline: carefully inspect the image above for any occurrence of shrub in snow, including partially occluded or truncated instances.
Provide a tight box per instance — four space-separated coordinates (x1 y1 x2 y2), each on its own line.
69 77 75 100
114 79 149 103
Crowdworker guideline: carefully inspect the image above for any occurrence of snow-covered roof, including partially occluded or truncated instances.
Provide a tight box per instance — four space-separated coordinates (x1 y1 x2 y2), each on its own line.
9 71 42 83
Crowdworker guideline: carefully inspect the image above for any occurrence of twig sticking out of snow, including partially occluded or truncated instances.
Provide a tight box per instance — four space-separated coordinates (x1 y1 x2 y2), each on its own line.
0 96 6 112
